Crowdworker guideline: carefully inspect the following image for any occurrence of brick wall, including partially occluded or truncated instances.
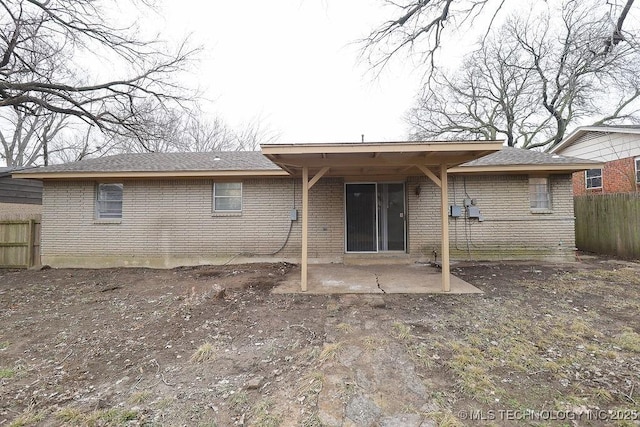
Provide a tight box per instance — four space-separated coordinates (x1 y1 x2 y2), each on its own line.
407 174 575 260
42 178 344 267
573 156 639 195
42 174 575 267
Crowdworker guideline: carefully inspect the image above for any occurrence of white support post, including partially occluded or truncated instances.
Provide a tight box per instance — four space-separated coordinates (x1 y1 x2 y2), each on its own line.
440 164 450 292
301 166 309 292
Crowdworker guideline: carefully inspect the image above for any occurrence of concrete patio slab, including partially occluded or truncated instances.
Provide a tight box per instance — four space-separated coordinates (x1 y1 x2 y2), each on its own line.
273 263 482 294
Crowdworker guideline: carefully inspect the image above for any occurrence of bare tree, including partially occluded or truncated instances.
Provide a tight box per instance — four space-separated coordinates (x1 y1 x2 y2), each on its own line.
361 0 636 76
409 1 640 149
0 0 198 150
0 106 67 166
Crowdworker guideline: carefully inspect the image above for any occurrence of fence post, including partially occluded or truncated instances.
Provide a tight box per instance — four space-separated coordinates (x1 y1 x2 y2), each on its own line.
27 219 35 268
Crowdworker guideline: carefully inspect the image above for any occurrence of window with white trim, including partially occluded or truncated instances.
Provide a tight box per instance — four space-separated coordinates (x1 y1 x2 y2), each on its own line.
529 177 551 210
96 183 123 219
213 182 242 212
635 157 640 184
585 168 602 189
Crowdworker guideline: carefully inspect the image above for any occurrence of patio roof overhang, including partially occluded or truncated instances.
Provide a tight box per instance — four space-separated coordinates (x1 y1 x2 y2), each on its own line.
261 140 504 177
261 140 505 294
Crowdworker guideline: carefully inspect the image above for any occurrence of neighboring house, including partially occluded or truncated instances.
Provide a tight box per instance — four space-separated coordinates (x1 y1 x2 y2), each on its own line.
14 141 598 291
549 125 640 195
0 167 43 217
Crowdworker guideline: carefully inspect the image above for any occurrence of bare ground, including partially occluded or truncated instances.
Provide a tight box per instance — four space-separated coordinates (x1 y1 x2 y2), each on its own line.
1 257 639 426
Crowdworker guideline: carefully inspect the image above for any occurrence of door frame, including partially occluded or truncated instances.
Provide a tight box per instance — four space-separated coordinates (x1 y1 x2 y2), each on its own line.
343 181 407 253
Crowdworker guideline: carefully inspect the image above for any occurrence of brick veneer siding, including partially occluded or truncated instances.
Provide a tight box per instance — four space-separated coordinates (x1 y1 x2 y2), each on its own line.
573 156 639 195
407 174 575 260
42 174 575 267
41 178 344 267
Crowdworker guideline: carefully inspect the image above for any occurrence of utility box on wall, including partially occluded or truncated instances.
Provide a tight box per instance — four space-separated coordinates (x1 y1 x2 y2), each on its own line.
468 206 481 218
449 205 462 218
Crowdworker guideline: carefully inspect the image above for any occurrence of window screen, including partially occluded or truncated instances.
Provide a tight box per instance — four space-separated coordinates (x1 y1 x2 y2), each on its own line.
96 183 123 219
529 177 550 210
214 182 242 212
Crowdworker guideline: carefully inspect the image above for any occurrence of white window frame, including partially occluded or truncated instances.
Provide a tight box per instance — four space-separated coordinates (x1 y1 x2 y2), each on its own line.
529 177 551 212
585 168 603 189
213 182 243 213
635 157 640 184
95 183 123 219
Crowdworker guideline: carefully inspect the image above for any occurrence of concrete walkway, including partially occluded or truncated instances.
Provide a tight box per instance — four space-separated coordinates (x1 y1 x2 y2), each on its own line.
273 263 482 294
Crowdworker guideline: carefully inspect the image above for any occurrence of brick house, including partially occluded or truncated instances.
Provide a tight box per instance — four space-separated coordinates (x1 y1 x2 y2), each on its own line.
549 126 640 195
15 141 598 291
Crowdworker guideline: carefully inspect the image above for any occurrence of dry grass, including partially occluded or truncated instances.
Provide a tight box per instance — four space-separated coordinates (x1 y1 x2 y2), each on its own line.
392 322 412 340
251 399 281 427
335 322 353 333
615 329 640 352
128 390 152 404
319 342 343 362
190 342 215 363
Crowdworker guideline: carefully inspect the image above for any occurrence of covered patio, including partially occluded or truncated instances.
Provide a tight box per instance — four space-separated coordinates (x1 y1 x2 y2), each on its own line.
272 263 483 294
261 140 504 293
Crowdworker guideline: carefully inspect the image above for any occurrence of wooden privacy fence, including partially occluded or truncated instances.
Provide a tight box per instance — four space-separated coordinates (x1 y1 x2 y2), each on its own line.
0 220 41 268
574 194 640 259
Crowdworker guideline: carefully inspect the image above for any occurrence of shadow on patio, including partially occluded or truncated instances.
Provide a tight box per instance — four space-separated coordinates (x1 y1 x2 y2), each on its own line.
273 263 482 294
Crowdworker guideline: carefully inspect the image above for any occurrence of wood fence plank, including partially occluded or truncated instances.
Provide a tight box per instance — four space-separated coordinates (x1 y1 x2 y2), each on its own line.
574 194 640 258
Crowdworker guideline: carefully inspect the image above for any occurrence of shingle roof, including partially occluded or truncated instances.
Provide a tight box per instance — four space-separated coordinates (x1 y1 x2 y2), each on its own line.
460 146 600 167
0 166 32 177
16 151 282 174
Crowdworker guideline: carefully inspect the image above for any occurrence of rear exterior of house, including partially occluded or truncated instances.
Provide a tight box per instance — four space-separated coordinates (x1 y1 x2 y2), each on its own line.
550 126 640 195
17 144 597 269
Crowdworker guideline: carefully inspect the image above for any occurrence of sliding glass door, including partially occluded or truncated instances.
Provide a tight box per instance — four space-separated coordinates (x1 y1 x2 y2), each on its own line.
345 183 406 252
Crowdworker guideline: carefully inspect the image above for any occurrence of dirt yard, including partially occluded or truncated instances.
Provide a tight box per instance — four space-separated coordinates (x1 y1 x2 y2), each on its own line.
1 257 639 427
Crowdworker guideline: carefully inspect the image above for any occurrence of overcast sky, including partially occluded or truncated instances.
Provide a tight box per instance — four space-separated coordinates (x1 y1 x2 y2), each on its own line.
157 1 428 143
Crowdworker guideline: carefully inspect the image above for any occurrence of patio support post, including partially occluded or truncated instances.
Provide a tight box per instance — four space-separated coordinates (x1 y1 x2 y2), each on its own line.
300 166 330 292
440 164 451 292
301 166 309 292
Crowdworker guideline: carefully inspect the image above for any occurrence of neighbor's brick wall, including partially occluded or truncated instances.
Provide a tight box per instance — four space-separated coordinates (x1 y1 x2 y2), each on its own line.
41 178 344 267
573 156 639 196
407 174 575 260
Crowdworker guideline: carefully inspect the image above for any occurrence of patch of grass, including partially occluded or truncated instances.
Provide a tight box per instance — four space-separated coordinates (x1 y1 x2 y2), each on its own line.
409 343 435 369
425 410 463 427
319 342 343 362
335 322 352 333
591 387 614 403
84 408 139 425
392 322 412 340
9 411 45 427
0 368 15 378
128 390 152 404
297 371 324 401
615 329 640 352
229 391 249 411
326 302 340 314
449 343 499 403
155 397 175 409
190 342 215 363
55 407 84 423
301 413 323 427
251 399 281 427
0 341 8 350
362 336 387 351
